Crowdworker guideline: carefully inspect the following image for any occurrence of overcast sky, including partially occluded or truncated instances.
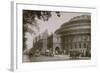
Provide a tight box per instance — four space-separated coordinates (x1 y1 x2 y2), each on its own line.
38 12 90 35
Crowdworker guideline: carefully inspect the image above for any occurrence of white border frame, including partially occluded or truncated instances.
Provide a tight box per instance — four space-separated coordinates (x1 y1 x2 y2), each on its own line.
11 1 97 72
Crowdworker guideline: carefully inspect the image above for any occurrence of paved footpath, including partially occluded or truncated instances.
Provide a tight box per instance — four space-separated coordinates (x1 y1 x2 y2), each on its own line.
23 55 90 62
29 55 90 62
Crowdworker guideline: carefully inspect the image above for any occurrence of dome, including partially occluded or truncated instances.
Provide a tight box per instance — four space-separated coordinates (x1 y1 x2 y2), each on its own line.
55 15 91 35
69 15 91 22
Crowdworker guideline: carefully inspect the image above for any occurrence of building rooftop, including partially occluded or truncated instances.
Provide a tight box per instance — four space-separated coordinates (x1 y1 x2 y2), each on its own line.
55 15 91 35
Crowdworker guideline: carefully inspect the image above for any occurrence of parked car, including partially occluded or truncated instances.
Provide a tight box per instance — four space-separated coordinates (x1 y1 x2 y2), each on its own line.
70 51 80 58
45 49 54 56
34 49 40 57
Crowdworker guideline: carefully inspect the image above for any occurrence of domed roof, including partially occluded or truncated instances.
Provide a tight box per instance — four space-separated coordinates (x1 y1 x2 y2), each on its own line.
55 15 91 35
69 15 91 22
61 15 91 28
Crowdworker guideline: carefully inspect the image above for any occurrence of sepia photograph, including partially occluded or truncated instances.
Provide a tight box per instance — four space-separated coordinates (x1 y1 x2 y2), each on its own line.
22 10 91 62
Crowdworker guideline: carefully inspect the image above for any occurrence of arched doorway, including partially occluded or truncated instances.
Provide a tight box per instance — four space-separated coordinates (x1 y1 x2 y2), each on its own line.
55 47 61 55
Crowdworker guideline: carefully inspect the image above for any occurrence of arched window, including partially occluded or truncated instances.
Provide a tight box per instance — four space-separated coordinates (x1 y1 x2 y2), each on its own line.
84 43 87 48
71 43 72 49
79 43 81 48
75 43 77 48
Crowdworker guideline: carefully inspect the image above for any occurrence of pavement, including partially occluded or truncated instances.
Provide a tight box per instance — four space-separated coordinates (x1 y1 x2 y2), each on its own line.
23 55 91 62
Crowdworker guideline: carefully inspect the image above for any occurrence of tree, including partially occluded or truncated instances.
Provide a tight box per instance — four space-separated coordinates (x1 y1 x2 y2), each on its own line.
23 10 61 51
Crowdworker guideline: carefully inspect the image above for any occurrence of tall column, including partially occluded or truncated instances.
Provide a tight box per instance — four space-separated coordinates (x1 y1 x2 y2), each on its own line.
41 30 48 55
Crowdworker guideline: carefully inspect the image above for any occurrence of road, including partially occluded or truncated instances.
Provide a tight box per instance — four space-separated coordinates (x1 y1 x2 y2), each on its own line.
23 55 90 62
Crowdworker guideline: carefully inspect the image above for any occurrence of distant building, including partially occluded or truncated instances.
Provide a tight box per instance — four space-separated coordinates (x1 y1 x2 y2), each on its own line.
47 33 62 55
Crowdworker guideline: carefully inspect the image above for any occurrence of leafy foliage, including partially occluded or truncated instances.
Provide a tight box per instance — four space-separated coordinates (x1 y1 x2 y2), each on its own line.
23 10 61 51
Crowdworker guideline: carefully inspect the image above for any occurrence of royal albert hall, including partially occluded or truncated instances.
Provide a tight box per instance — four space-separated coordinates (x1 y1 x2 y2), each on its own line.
56 15 91 57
